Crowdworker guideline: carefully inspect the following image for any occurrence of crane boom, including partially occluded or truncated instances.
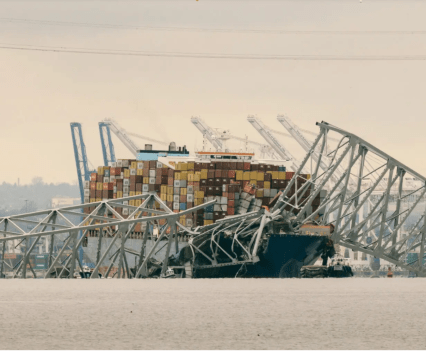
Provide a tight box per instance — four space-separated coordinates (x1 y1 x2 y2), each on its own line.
127 132 168 146
190 117 223 150
103 119 140 157
247 116 299 170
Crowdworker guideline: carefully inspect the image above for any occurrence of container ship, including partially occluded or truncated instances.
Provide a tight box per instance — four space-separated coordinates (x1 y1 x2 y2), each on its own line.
82 142 331 278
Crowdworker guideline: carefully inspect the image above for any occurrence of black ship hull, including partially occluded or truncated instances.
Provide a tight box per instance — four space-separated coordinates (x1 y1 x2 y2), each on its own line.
192 234 331 278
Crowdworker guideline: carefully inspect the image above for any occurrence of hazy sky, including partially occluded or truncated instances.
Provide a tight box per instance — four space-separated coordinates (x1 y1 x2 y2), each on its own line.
1 0 426 184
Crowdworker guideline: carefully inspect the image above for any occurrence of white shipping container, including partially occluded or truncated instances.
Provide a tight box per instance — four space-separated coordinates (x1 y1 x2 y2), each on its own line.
220 197 227 205
270 189 278 197
117 160 123 167
83 180 90 189
214 204 221 211
174 180 181 188
123 186 129 193
174 187 180 195
130 169 137 176
264 189 271 197
123 208 129 215
122 160 129 167
149 177 156 184
187 194 194 202
84 189 90 196
149 170 156 177
173 202 180 210
137 162 144 169
187 185 194 194
156 162 162 168
123 179 130 186
84 197 90 203
123 200 129 205
180 180 187 188
221 205 228 212
186 219 193 227
103 177 110 183
142 184 149 192
110 162 117 167
110 175 116 182
173 195 180 202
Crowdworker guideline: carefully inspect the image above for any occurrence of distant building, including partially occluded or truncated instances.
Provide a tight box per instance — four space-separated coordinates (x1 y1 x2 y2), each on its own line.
51 197 80 208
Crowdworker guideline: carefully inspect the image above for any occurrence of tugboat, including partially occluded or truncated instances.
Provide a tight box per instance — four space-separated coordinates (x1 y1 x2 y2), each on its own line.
327 255 353 278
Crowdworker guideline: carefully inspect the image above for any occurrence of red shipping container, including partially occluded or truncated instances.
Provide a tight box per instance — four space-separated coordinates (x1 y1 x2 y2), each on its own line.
215 162 222 169
117 183 123 191
97 174 103 182
214 170 222 178
90 182 96 190
155 175 162 184
188 181 194 186
258 181 264 188
90 189 96 198
194 162 202 171
148 184 155 191
162 168 168 176
264 173 272 181
228 192 235 200
130 183 136 191
207 170 215 179
251 164 258 171
243 162 251 170
228 200 235 208
286 172 295 180
228 170 236 178
236 162 244 170
149 161 156 169
161 176 168 184
168 169 174 177
90 173 97 182
103 183 114 190
222 192 229 198
168 177 174 186
154 184 161 192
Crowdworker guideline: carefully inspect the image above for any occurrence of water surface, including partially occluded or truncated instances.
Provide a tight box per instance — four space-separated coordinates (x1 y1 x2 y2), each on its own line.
0 278 424 349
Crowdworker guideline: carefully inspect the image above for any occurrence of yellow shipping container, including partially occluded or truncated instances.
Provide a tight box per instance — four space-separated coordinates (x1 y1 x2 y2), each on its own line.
129 191 135 196
96 182 103 190
257 172 265 181
167 186 174 195
116 192 123 198
256 189 264 197
96 198 102 202
251 180 257 186
137 169 143 176
90 199 96 203
167 194 173 202
264 181 271 189
135 199 142 206
271 171 279 180
307 174 311 180
97 166 104 175
175 172 181 180
124 169 130 178
180 162 188 171
143 177 149 184
176 163 182 171
180 188 187 196
250 171 258 180
278 172 286 180
195 191 205 199
200 169 208 179
243 172 250 181
194 173 201 181
130 161 137 169
188 174 194 181
129 200 135 206
161 185 167 193
136 191 142 195
204 220 213 225
236 170 243 180
187 162 195 170
160 194 167 201
181 171 188 181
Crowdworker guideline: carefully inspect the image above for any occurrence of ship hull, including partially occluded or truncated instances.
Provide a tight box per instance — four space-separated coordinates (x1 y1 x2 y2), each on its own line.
192 234 330 278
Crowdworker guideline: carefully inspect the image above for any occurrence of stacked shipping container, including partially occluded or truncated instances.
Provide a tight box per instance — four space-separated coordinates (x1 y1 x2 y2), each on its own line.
84 159 318 234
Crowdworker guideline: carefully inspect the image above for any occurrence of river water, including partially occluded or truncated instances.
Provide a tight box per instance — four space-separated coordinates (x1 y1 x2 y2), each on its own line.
0 278 424 350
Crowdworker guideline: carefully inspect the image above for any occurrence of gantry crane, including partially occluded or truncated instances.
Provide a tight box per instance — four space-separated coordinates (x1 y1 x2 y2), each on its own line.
191 116 279 159
247 116 299 171
70 123 95 203
101 119 168 160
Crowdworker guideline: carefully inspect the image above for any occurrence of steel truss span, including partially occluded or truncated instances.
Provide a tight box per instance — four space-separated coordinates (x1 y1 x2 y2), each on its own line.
1 121 425 278
271 121 426 276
